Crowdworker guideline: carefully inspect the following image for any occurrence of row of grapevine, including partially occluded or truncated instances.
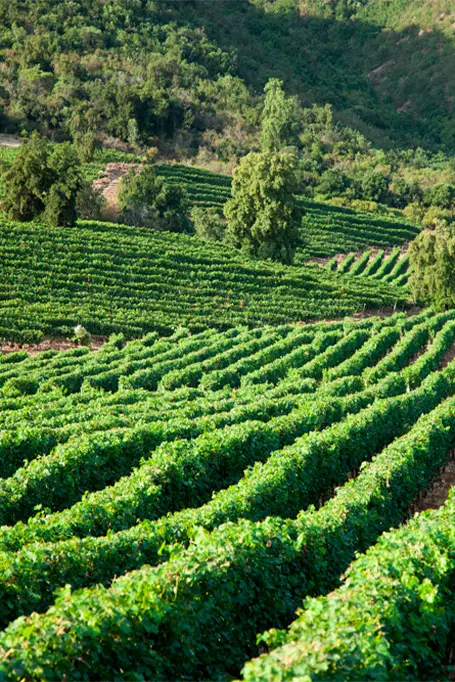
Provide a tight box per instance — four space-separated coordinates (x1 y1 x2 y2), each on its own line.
324 247 411 285
0 372 454 679
0 348 453 632
242 465 455 680
0 310 453 679
153 164 420 259
0 311 444 542
0 219 407 343
0 147 421 266
0 312 438 477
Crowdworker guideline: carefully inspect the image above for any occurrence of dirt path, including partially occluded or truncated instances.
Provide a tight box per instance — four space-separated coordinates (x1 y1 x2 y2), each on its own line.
93 162 141 220
412 453 455 513
411 344 455 514
0 134 21 148
0 337 108 357
439 341 455 370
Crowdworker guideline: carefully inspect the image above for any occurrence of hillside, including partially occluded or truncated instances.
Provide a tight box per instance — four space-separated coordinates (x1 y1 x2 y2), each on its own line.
2 1 455 677
2 0 455 151
154 164 420 260
0 147 422 260
0 218 407 343
86 158 420 261
0 310 454 678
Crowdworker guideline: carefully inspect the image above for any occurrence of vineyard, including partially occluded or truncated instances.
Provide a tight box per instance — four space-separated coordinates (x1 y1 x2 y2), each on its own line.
0 310 453 678
323 247 411 286
0 147 421 263
2 0 455 675
0 219 408 343
156 164 421 260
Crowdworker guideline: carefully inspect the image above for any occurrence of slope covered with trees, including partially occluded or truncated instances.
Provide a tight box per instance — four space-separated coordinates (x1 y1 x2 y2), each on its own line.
2 0 455 153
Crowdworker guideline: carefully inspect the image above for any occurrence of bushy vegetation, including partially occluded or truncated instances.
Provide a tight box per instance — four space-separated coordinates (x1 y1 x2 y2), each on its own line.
0 311 453 678
135 162 421 260
118 164 192 234
242 481 455 680
2 0 455 158
0 134 103 226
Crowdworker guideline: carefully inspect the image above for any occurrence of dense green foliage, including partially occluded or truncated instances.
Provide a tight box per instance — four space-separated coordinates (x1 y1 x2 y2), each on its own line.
260 79 300 153
1 134 84 226
242 488 455 680
0 311 453 678
224 151 301 263
0 218 407 343
191 206 224 243
2 0 455 154
118 164 192 233
408 225 455 309
2 2 455 677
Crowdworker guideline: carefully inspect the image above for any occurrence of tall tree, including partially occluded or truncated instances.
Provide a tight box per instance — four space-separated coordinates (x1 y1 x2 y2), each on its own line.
408 225 455 309
260 79 301 153
2 132 51 222
2 133 85 227
224 150 301 264
42 144 84 227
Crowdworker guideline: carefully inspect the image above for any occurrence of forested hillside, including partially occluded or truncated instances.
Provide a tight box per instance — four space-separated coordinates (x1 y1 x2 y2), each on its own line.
2 0 455 152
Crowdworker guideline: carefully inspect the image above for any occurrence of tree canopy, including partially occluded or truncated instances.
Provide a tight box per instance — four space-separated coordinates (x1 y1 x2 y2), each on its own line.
2 133 83 227
224 150 301 264
408 225 455 309
118 165 192 233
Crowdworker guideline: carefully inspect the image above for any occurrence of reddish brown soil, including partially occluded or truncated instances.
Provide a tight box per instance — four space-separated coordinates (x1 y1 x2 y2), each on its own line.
0 336 108 357
93 162 141 220
412 453 455 514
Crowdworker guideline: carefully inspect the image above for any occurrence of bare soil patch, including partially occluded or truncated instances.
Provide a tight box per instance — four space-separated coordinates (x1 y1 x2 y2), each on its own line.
0 336 108 357
439 341 455 370
0 134 21 148
412 452 455 513
93 162 140 221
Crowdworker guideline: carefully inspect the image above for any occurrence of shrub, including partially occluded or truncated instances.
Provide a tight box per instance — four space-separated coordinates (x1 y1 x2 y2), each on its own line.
191 207 224 242
119 165 193 233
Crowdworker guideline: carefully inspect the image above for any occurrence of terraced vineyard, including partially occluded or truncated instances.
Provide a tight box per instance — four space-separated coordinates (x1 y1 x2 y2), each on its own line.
0 310 454 678
156 165 420 260
0 148 422 263
0 219 407 343
324 247 411 286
